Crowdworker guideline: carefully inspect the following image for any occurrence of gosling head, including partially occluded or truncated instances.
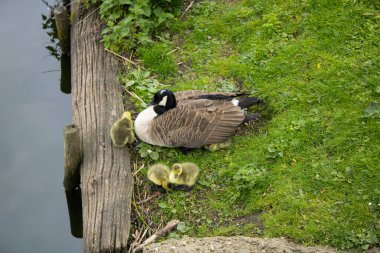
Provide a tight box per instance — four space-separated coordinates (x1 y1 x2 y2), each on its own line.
171 163 183 179
122 111 132 120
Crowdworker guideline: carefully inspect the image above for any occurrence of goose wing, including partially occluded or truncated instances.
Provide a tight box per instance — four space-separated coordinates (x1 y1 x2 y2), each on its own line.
151 100 244 148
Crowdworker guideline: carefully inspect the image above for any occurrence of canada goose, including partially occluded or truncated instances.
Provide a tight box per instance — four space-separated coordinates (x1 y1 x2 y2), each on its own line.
169 162 200 187
134 89 261 148
110 111 135 148
147 163 171 191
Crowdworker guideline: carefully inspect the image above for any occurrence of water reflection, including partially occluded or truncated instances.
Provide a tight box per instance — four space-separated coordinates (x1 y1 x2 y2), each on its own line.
0 1 81 252
65 188 83 238
41 1 71 94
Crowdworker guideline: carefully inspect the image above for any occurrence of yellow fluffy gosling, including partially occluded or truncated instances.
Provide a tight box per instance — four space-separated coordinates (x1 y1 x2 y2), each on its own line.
147 163 171 191
169 162 199 187
110 111 135 147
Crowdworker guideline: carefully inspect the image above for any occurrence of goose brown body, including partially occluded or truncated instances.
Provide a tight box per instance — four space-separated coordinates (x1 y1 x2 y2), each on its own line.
134 90 260 148
150 100 243 148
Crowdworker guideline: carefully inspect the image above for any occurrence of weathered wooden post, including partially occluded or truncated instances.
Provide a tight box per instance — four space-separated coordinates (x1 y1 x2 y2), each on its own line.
63 124 83 238
53 6 70 55
53 5 71 93
63 124 81 189
70 2 133 252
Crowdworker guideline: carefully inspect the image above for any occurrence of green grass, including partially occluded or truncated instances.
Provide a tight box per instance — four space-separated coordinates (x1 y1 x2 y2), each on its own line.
127 0 380 250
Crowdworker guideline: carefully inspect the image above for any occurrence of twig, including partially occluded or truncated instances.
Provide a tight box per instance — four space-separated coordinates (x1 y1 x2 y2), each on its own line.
124 89 146 105
132 190 149 228
180 0 195 20
136 192 161 205
132 220 180 252
166 47 179 55
77 6 100 25
132 164 145 177
138 227 149 245
105 48 139 66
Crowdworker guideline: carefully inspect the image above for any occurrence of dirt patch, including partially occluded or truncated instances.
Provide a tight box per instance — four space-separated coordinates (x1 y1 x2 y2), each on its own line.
143 236 336 253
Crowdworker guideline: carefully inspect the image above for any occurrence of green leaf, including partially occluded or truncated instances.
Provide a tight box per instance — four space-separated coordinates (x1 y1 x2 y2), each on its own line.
125 80 135 87
176 222 188 233
136 85 147 90
119 0 132 4
158 202 168 208
140 151 148 157
149 151 159 160
143 71 151 78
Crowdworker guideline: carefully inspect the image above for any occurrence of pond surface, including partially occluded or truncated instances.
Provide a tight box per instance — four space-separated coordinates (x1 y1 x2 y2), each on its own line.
0 1 82 252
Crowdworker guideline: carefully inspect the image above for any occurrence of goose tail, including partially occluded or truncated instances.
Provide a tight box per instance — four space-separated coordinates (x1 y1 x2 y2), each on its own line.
238 97 262 109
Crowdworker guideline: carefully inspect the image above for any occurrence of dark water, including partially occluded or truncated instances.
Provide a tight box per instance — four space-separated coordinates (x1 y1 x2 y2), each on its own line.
0 1 82 252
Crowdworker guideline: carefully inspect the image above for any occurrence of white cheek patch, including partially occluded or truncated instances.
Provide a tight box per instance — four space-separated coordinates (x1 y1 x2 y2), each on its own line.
159 96 168 106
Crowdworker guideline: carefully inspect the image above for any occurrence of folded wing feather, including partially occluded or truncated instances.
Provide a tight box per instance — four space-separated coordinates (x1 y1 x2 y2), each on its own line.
151 100 244 148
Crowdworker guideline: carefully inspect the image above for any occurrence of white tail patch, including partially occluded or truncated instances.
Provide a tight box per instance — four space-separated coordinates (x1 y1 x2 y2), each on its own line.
231 99 239 106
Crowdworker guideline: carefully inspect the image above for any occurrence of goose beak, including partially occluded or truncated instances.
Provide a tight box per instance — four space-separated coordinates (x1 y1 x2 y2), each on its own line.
147 100 156 107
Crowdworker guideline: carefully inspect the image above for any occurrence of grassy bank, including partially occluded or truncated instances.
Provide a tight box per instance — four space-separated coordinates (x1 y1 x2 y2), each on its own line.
120 0 380 250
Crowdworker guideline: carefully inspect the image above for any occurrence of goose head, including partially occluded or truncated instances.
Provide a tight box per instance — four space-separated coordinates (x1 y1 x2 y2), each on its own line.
149 89 177 115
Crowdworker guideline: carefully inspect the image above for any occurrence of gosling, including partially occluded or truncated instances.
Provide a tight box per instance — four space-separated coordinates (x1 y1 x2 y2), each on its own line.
204 138 232 152
110 111 135 148
169 162 200 188
147 163 171 191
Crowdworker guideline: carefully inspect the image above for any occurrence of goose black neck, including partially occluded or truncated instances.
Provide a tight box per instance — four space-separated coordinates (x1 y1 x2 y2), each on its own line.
165 92 177 109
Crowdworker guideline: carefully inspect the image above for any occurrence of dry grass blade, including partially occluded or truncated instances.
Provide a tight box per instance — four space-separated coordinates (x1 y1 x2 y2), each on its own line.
105 48 139 66
180 0 195 20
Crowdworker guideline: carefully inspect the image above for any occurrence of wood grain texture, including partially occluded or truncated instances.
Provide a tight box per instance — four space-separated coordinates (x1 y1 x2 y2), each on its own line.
71 5 133 253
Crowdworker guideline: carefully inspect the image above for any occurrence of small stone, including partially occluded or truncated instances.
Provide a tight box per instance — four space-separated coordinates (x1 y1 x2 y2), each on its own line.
210 245 215 251
170 246 177 252
182 240 187 246
226 241 232 245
